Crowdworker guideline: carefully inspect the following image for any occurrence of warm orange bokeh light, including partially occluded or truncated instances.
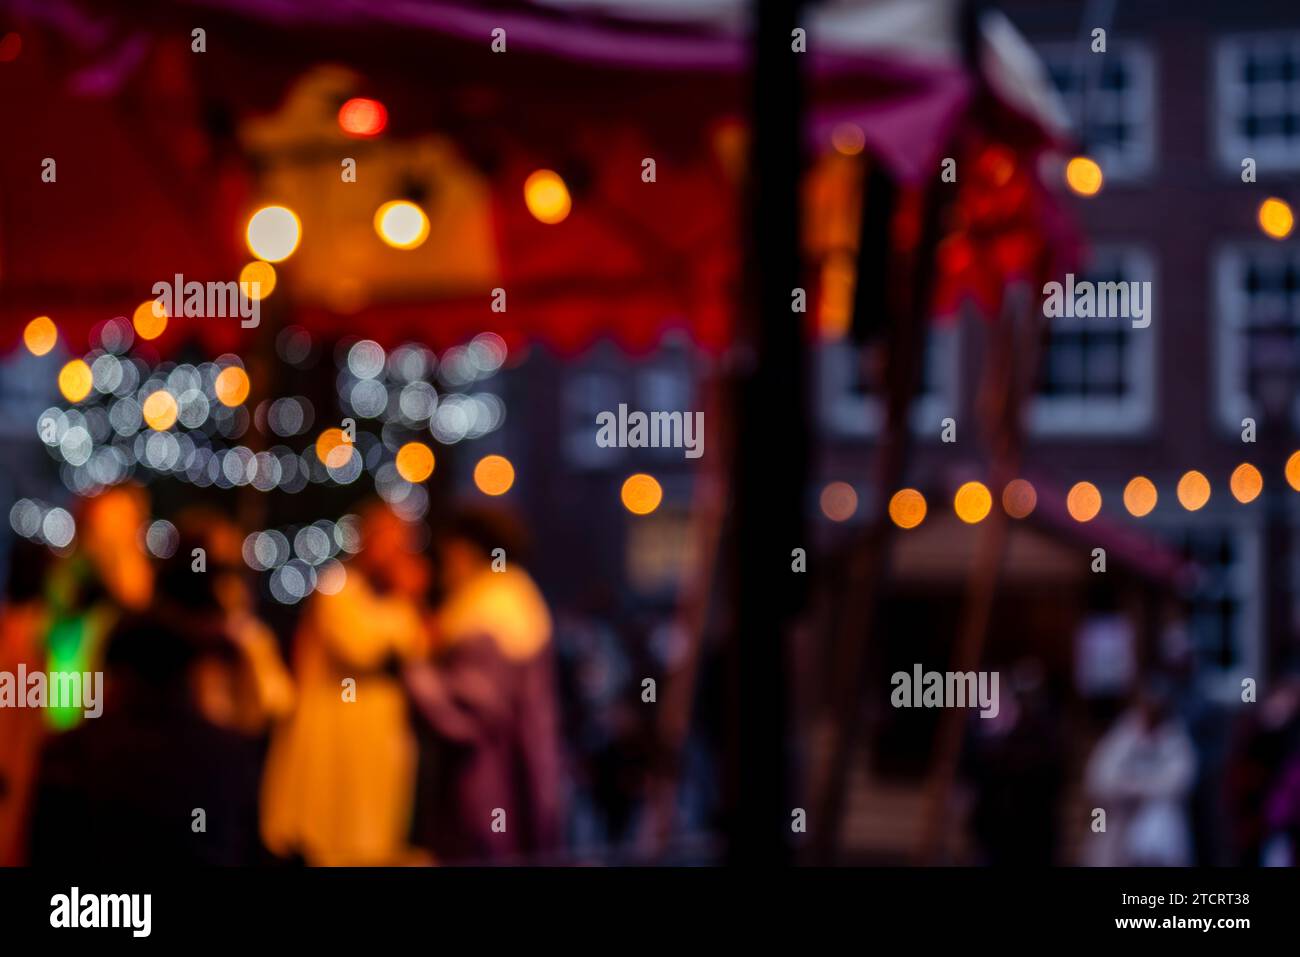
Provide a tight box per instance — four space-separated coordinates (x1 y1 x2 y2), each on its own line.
1177 470 1211 511
338 97 388 138
239 261 276 300
524 170 572 224
1123 476 1158 518
23 316 57 356
953 481 992 524
315 428 353 469
214 366 251 407
1230 463 1263 504
133 299 168 341
1065 156 1103 196
1258 197 1295 240
1287 451 1300 492
1001 479 1037 519
395 442 436 483
888 488 927 530
57 359 93 403
374 200 430 250
142 390 178 431
246 205 301 262
820 481 858 522
830 122 866 156
474 455 516 496
1067 482 1102 522
622 473 664 516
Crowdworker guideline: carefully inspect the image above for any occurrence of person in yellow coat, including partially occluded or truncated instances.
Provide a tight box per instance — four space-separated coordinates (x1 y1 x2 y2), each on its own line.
260 504 430 866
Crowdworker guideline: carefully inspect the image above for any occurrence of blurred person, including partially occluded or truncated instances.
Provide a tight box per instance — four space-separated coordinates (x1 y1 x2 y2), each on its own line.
29 519 276 865
1263 745 1300 866
1224 676 1300 865
42 485 154 731
0 539 53 865
963 659 1065 865
405 508 562 863
1164 619 1231 865
553 598 650 855
1084 679 1196 866
172 509 293 734
260 502 429 866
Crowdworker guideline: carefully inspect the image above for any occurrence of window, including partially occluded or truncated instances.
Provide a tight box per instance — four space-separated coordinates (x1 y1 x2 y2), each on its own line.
564 343 697 468
1156 524 1261 704
818 326 959 438
1215 34 1300 172
1214 244 1300 430
1041 43 1156 179
1029 247 1156 435
565 367 623 468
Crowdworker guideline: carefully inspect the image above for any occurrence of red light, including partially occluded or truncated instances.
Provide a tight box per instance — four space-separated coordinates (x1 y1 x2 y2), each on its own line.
338 97 388 138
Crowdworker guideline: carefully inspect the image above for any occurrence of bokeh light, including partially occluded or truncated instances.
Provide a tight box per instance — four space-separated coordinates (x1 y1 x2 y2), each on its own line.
1176 470 1211 511
145 519 179 559
239 261 277 300
820 481 858 522
888 488 927 529
246 205 302 262
42 507 75 549
142 390 178 431
374 200 430 250
1067 481 1102 522
1123 476 1158 517
474 454 515 496
1065 156 1103 196
621 473 663 516
1230 463 1263 503
395 441 436 483
133 299 167 341
1258 197 1295 240
524 169 572 224
1287 451 1300 492
23 316 57 356
953 481 992 524
830 122 866 156
214 366 251 407
1001 479 1037 519
338 97 388 138
315 428 353 469
57 359 93 403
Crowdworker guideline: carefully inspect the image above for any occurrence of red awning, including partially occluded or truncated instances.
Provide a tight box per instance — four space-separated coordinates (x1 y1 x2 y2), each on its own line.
0 0 1072 356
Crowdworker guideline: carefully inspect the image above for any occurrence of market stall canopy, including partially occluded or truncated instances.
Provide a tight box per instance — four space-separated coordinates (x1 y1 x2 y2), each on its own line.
0 0 1072 356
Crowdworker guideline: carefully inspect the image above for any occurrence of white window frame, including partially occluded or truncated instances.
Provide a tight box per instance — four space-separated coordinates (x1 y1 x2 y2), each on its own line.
1028 246 1157 437
1039 40 1158 181
1214 243 1300 432
1214 33 1300 174
1150 518 1262 706
817 324 959 439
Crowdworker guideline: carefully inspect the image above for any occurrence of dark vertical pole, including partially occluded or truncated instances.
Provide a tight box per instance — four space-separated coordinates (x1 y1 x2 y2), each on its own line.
724 0 806 865
808 173 945 862
1262 405 1293 678
1253 337 1295 678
